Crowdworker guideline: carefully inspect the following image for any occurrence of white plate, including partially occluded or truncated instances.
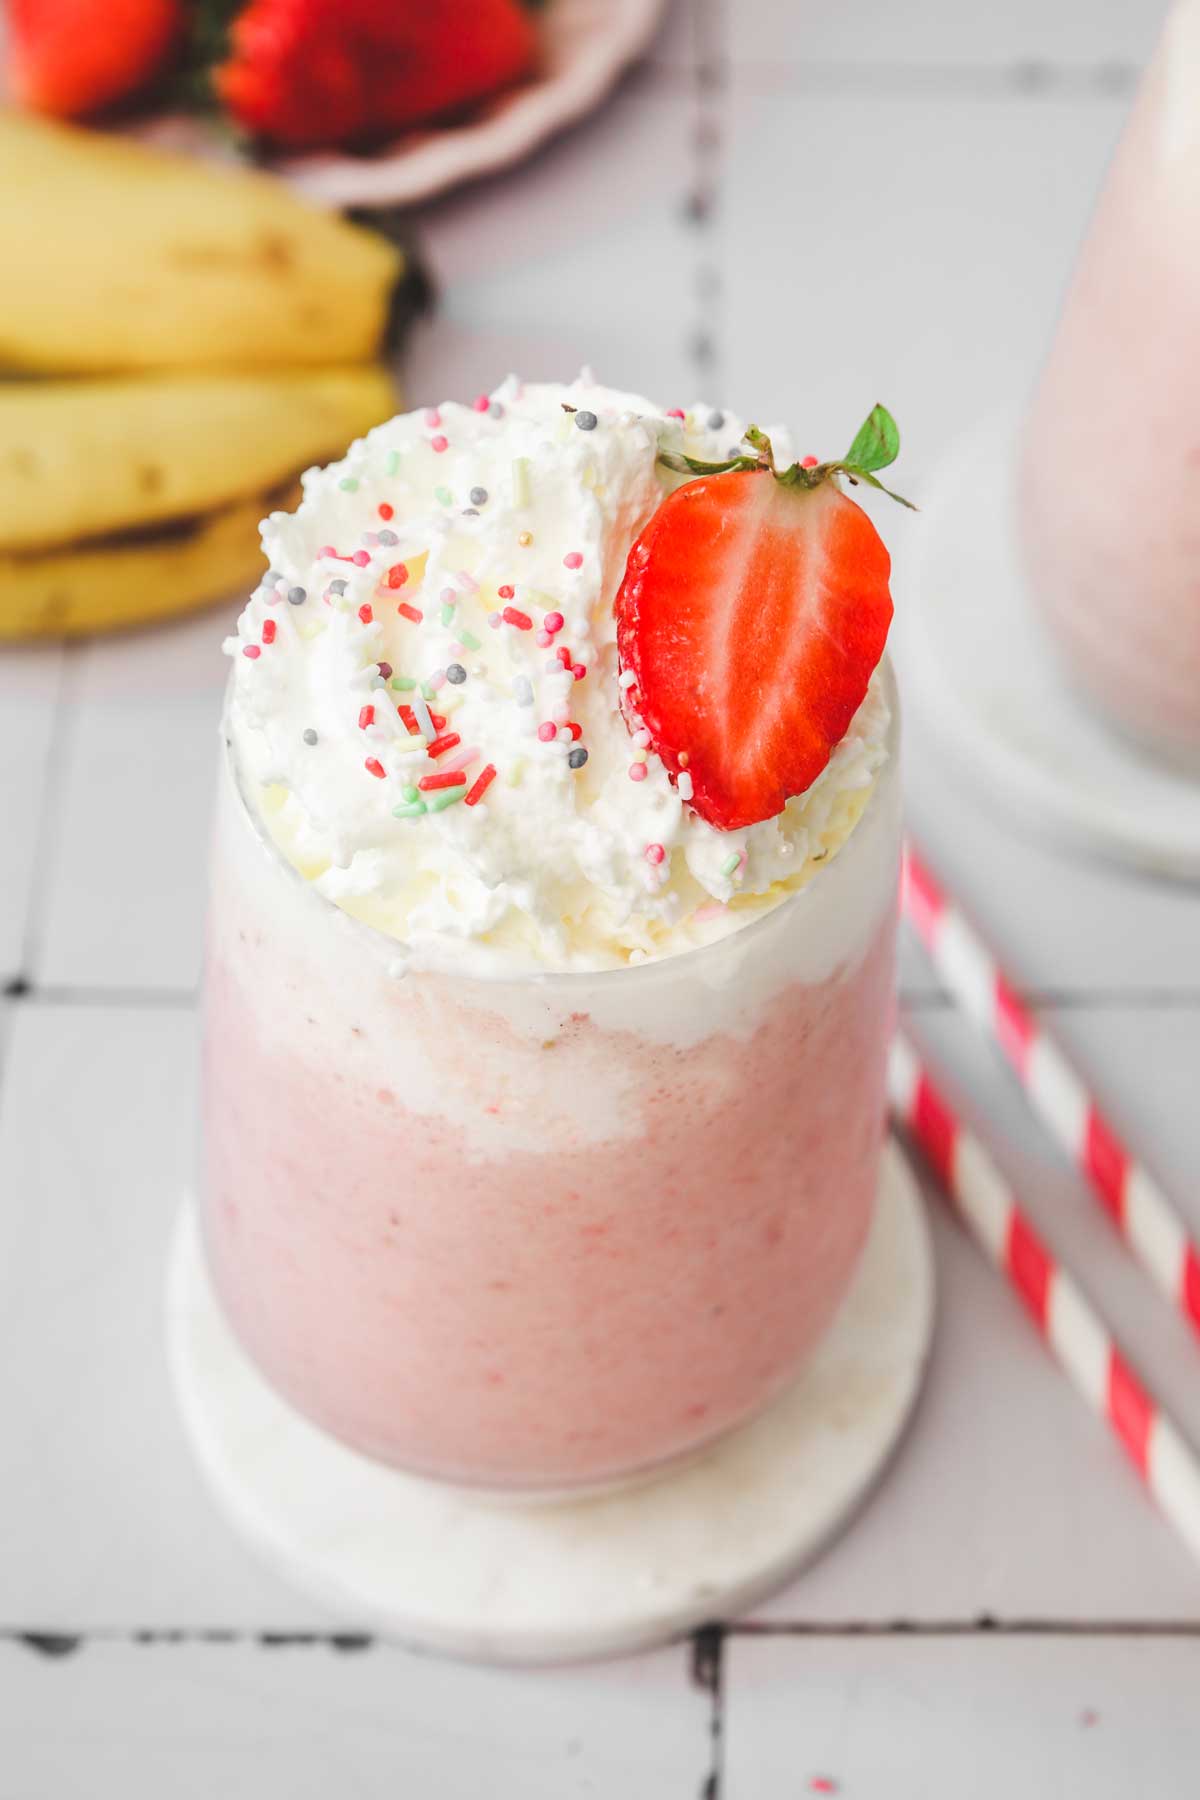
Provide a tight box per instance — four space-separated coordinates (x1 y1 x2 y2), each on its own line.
131 0 669 209
898 413 1200 884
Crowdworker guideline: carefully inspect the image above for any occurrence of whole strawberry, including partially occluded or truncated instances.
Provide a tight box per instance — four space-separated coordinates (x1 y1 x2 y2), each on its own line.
615 407 913 832
216 0 539 150
7 0 183 117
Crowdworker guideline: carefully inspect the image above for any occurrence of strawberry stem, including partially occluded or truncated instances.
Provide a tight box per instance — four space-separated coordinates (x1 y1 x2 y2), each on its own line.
658 404 916 510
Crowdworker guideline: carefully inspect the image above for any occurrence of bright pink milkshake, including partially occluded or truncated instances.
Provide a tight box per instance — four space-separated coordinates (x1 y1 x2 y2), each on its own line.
1020 0 1200 771
203 378 905 1492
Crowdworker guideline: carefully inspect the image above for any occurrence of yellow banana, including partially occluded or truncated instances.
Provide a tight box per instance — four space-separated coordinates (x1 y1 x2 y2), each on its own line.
0 112 404 374
0 364 396 639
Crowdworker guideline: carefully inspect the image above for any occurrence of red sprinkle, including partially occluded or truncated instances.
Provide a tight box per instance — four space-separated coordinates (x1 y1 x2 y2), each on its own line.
809 1781 838 1795
537 722 557 742
502 606 533 630
242 644 261 659
800 454 820 469
431 434 449 453
567 722 583 741
431 712 447 731
377 502 394 521
572 663 586 681
358 603 373 624
563 551 583 570
358 705 375 730
364 757 386 779
629 762 648 782
497 584 515 600
557 645 572 668
426 732 462 758
387 563 409 589
352 550 371 567
261 619 276 645
645 842 665 865
397 602 423 624
472 394 490 413
464 763 497 806
544 611 564 633
666 407 686 420
418 770 467 792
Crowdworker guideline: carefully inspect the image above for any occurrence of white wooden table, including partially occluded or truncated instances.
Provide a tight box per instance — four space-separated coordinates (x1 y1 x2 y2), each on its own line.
4 3 1199 1792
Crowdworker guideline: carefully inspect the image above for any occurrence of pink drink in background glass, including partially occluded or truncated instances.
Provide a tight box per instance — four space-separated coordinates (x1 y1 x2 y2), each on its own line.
1019 0 1200 771
200 680 901 1493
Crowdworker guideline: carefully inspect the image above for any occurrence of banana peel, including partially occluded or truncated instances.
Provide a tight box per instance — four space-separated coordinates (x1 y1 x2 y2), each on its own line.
0 112 405 374
0 364 396 639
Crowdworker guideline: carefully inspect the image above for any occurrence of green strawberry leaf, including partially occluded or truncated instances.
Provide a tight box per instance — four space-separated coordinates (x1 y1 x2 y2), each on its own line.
844 404 901 474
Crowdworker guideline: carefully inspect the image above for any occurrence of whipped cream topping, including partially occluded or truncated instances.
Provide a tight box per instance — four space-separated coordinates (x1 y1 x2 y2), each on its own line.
225 375 891 975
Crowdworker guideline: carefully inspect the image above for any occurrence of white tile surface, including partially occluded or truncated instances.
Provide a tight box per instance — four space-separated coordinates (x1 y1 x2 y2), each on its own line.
0 1637 710 1800
722 0 1169 75
0 642 63 982
723 1632 1200 1800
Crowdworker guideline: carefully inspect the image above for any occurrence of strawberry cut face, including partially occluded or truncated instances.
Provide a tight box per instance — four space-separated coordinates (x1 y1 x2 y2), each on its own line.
615 467 894 832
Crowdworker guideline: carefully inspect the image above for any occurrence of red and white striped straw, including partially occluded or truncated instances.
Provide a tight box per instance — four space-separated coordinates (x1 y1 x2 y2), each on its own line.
903 840 1200 1339
889 1030 1200 1565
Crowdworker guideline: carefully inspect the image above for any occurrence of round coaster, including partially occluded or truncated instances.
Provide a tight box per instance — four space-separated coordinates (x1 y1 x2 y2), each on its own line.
167 1139 935 1666
898 413 1200 882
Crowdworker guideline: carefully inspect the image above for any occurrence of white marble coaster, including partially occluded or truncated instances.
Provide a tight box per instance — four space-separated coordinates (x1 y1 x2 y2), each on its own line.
898 413 1200 882
167 1139 935 1666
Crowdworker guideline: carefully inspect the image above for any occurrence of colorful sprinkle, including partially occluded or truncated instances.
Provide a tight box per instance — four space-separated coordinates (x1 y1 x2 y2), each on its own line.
397 602 423 624
645 843 665 865
666 407 686 421
302 728 318 745
261 619 276 645
458 629 481 651
358 603 373 624
518 530 533 547
392 800 427 819
287 585 306 606
423 408 442 428
419 770 467 793
632 727 651 748
800 454 819 469
568 747 589 769
376 662 393 680
411 690 436 739
618 669 637 690
352 550 371 567
329 579 347 597
456 570 479 593
435 485 453 506
544 611 564 634
427 786 466 813
365 757 386 779
571 663 586 681
464 763 497 806
440 603 456 627
390 675 418 691
431 435 449 454
421 680 438 700
446 663 467 684
707 410 725 429
535 630 552 648
503 606 533 630
566 722 583 741
358 704 375 730
721 851 741 877
378 502 394 521
472 393 490 413
497 584 515 600
563 551 584 570
242 644 261 659
537 722 557 742
378 530 399 547
385 563 408 590
470 487 489 506
575 410 598 431
427 732 461 759
339 476 359 492
629 761 648 782
385 450 401 477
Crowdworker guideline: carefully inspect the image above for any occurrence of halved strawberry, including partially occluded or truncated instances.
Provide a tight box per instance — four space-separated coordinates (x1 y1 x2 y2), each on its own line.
614 407 912 832
7 0 182 117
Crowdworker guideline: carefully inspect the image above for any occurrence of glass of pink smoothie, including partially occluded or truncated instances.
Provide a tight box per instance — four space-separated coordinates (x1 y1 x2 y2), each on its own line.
1019 0 1200 772
200 679 900 1494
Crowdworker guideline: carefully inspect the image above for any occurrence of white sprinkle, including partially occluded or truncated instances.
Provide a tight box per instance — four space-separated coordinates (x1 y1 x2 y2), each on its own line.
632 728 651 748
411 687 436 740
678 771 694 800
513 676 534 707
618 670 637 690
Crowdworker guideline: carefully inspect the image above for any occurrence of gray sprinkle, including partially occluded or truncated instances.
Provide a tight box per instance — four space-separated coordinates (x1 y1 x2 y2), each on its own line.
707 410 725 430
726 444 743 459
329 579 348 596
574 410 598 432
446 663 467 685
461 508 479 517
488 401 505 419
568 746 588 769
470 486 489 506
287 586 307 605
302 728 318 745
265 568 282 587
377 529 399 547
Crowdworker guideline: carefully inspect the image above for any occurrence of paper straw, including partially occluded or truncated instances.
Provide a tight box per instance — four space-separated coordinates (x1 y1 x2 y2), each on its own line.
889 1030 1200 1566
903 840 1200 1339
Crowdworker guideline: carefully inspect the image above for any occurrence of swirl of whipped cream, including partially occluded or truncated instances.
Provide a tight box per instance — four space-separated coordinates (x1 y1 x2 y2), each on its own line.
225 374 891 974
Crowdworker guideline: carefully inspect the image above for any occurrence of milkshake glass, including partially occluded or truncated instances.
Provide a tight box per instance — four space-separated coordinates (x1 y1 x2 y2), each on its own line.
1019 0 1200 771
202 377 902 1494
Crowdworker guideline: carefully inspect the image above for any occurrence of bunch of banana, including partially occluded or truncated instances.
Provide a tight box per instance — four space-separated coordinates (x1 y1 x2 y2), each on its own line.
0 113 410 639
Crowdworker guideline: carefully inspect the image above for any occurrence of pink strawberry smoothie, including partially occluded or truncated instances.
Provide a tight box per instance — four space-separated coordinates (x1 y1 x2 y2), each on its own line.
201 711 900 1491
1019 0 1200 770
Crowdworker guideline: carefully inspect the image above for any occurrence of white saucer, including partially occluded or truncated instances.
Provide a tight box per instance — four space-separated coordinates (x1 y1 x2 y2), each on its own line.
898 413 1200 882
167 1139 934 1666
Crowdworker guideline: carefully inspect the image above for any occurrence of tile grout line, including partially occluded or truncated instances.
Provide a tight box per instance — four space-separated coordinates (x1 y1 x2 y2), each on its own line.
727 58 1140 99
13 642 81 995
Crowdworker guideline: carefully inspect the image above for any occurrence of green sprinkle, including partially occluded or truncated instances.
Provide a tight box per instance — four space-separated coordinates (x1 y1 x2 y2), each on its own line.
385 450 400 477
457 629 481 651
421 681 436 701
720 851 741 878
392 801 427 819
440 602 456 627
505 757 525 788
338 476 359 492
512 457 531 508
402 784 420 803
427 785 466 813
390 675 418 691
435 485 453 506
